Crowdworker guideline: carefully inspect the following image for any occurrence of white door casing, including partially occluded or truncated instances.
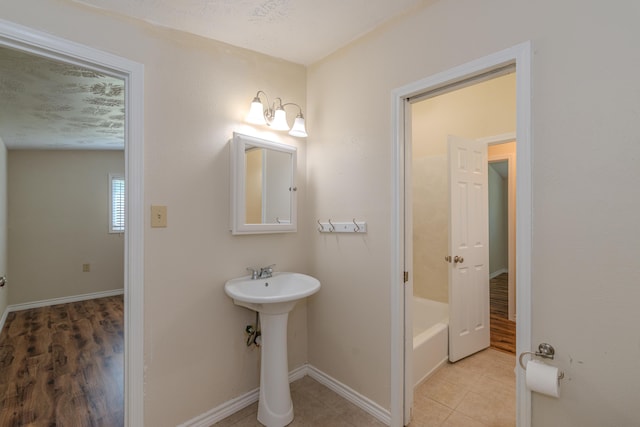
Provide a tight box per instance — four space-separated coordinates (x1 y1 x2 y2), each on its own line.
0 19 145 426
392 41 531 427
447 135 490 362
402 100 414 423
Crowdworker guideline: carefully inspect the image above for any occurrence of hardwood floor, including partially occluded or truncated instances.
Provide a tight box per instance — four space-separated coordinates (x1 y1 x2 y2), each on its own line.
0 296 124 427
490 273 516 354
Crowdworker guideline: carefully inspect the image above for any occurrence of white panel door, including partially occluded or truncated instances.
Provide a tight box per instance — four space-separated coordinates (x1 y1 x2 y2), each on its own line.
448 135 490 362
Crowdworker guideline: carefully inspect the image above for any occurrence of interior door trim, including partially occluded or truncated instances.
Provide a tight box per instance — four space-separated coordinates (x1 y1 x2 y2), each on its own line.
0 18 145 426
391 41 532 427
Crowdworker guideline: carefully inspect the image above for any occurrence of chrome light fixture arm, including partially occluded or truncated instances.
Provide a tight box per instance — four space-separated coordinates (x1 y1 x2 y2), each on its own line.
246 90 308 137
281 102 303 118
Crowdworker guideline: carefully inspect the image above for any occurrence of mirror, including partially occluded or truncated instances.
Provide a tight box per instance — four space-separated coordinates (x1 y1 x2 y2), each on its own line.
230 132 297 234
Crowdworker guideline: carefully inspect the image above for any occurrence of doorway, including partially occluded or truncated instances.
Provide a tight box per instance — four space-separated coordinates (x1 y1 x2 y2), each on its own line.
390 42 533 427
411 74 516 365
488 140 517 354
0 19 144 426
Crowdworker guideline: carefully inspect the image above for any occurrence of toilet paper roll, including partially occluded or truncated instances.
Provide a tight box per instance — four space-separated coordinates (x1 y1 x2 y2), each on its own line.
525 360 560 397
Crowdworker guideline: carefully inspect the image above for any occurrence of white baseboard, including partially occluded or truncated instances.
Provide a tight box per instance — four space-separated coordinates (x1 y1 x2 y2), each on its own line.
179 364 391 427
0 289 124 335
178 385 258 427
306 365 391 425
490 268 508 279
178 364 308 427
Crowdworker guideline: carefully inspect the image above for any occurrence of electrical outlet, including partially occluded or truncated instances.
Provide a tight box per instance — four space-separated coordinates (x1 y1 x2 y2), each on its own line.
82 263 90 272
151 205 167 228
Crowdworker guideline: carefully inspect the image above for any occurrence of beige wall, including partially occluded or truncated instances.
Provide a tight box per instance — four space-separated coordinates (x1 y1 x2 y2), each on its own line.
412 154 448 302
7 150 124 304
488 141 517 280
488 141 516 281
308 1 640 425
1 2 309 426
0 138 7 316
488 162 508 274
410 74 515 302
3 0 640 426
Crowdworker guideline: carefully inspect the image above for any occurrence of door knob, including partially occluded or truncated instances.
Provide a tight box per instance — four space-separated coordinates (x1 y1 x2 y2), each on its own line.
0 276 6 287
453 256 464 264
444 256 452 263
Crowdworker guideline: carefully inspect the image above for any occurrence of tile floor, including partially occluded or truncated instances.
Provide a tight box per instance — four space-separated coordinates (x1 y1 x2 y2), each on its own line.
214 348 515 427
411 348 515 427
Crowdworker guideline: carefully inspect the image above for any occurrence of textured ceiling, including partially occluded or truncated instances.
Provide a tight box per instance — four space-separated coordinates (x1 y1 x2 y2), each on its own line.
73 0 423 65
0 46 125 150
1 1 423 150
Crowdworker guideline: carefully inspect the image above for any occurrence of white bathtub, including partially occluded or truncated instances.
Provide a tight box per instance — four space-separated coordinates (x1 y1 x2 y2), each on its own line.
413 297 449 387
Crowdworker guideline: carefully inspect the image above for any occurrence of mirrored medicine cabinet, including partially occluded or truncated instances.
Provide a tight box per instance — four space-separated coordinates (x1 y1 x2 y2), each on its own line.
230 132 297 234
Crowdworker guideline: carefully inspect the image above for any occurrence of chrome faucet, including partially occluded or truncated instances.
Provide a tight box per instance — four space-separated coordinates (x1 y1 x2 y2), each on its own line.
246 264 275 280
246 267 260 280
259 264 275 279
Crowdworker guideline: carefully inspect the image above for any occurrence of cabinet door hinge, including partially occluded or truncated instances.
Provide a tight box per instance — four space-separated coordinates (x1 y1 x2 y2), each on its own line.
403 271 409 283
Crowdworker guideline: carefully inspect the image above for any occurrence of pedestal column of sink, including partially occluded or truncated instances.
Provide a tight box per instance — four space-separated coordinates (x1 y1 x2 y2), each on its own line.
258 311 293 427
224 272 320 427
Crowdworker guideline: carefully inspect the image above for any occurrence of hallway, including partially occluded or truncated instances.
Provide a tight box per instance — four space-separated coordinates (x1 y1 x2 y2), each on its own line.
490 273 516 354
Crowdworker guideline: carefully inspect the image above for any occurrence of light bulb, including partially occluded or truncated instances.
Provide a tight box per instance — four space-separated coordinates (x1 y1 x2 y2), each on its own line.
246 97 267 125
289 116 308 137
270 108 290 131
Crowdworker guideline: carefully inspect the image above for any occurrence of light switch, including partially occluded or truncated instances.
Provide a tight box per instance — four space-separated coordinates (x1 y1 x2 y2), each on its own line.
151 205 168 228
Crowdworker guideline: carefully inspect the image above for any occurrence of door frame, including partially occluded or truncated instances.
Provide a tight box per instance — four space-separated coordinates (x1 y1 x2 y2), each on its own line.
390 42 532 427
0 19 145 426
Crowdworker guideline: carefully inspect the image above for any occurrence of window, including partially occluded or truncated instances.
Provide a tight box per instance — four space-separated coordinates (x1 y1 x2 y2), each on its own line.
110 174 125 233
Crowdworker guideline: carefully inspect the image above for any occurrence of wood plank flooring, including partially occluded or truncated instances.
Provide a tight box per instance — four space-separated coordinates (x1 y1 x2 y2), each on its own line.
490 273 516 354
0 296 124 427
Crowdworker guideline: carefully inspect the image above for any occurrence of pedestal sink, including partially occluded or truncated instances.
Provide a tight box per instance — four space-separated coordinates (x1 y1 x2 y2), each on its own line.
224 272 320 427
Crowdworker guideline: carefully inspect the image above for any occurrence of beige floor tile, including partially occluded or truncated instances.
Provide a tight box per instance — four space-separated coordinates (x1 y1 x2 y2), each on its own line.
441 411 487 427
452 351 496 370
416 376 470 409
470 375 514 399
217 348 516 427
455 390 508 426
430 362 485 387
486 363 516 387
338 407 388 427
469 349 515 371
290 391 334 424
288 412 353 427
291 376 327 395
212 402 258 426
218 411 262 427
410 397 452 426
309 384 358 415
414 347 516 427
486 349 516 364
495 407 516 427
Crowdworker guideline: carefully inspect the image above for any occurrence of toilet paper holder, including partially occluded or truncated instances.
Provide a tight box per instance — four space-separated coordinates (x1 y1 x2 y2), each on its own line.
519 343 565 380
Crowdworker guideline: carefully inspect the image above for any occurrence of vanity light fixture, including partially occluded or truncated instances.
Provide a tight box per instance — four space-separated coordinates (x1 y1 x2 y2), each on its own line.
246 90 308 138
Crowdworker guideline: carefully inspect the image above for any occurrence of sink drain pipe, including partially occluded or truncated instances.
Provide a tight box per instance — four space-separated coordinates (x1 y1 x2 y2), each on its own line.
246 312 261 347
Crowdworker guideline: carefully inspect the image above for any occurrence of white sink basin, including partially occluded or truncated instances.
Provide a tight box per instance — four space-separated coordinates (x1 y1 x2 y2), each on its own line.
224 272 320 314
224 271 320 426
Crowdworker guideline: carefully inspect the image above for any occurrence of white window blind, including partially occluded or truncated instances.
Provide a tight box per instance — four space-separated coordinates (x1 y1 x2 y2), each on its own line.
110 174 125 233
